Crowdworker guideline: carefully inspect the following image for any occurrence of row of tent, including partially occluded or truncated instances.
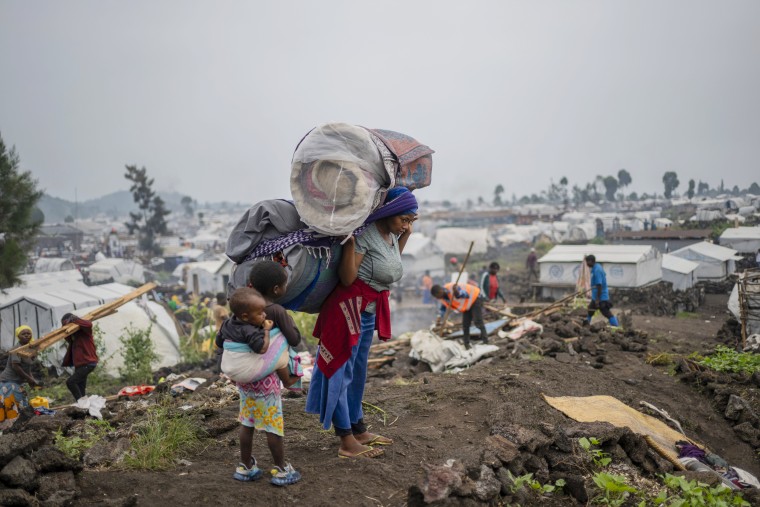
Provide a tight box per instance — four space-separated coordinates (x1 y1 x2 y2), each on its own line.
537 241 743 297
0 270 181 376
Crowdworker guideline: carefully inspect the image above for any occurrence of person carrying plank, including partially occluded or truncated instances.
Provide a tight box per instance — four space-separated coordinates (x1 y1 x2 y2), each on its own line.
431 282 488 349
61 313 99 401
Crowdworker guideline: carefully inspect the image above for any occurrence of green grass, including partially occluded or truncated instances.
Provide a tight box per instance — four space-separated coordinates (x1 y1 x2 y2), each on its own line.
676 311 699 319
123 402 201 470
54 419 114 460
698 346 760 375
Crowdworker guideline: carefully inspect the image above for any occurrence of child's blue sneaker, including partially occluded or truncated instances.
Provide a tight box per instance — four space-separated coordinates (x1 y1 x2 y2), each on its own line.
270 463 301 486
233 459 263 482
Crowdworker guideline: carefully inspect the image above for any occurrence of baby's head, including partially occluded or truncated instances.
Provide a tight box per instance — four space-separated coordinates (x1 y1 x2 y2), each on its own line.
248 260 288 302
229 287 267 327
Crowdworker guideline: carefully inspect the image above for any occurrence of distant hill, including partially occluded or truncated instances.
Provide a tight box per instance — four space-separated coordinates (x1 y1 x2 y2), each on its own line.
38 191 245 223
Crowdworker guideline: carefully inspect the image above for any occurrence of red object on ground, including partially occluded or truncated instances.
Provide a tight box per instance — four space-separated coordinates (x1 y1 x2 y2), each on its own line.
117 385 155 397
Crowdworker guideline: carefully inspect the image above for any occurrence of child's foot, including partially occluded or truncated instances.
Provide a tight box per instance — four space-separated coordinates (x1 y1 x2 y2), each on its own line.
270 463 301 486
233 459 263 482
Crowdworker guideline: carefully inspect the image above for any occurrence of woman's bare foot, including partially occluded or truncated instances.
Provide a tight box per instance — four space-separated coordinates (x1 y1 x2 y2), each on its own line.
354 432 393 446
338 435 384 458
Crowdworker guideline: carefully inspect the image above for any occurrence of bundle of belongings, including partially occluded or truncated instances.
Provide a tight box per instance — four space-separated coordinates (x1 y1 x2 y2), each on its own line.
226 122 433 313
676 441 760 490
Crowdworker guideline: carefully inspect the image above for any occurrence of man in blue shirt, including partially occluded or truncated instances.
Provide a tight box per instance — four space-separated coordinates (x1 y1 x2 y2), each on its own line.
584 255 619 327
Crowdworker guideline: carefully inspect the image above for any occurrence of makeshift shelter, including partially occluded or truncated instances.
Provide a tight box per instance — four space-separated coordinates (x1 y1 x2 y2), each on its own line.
671 242 740 281
87 258 145 284
34 257 76 273
566 223 597 242
728 271 760 338
662 254 700 291
0 282 133 350
719 227 760 254
401 233 445 280
183 258 232 295
434 227 489 254
538 244 662 299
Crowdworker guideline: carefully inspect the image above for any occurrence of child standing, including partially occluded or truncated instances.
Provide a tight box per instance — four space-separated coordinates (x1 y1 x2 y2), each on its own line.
216 288 301 485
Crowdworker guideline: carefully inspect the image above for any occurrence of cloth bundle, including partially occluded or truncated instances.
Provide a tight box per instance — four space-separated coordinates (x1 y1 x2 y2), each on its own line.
221 330 290 384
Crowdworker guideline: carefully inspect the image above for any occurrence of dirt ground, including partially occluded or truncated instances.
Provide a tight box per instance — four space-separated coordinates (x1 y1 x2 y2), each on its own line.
61 290 760 507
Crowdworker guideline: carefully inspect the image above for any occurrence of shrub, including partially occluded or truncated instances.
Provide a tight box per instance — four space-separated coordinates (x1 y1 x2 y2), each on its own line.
697 345 760 375
118 325 158 384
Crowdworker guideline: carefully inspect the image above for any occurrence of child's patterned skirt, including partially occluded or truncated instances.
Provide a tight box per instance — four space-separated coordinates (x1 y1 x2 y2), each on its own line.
237 372 284 436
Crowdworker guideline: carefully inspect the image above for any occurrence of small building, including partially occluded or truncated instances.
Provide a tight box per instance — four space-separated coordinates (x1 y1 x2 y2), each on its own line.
36 224 84 252
538 244 662 299
183 258 233 296
719 227 760 254
662 254 700 291
87 258 146 285
670 242 740 281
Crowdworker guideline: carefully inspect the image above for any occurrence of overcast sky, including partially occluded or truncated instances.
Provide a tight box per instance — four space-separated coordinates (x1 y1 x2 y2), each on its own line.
1 1 758 205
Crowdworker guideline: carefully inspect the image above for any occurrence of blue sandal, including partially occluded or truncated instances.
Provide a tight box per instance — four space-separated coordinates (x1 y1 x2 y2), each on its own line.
233 458 263 482
270 463 301 486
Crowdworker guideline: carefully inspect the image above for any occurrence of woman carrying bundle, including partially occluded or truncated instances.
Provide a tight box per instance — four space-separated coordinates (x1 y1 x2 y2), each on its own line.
0 326 41 425
306 187 418 458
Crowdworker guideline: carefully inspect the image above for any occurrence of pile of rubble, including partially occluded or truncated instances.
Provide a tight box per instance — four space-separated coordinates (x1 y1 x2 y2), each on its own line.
408 418 756 506
612 281 704 316
697 277 737 295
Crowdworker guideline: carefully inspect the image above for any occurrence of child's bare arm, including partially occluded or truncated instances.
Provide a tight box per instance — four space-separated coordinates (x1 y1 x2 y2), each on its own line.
259 329 270 354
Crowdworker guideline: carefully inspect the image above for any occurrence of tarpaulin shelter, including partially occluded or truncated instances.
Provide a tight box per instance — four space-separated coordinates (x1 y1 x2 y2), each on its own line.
662 254 700 291
537 244 662 299
719 227 760 254
671 242 740 281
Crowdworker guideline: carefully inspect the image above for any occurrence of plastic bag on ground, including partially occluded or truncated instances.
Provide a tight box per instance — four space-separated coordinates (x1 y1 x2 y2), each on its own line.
76 395 107 419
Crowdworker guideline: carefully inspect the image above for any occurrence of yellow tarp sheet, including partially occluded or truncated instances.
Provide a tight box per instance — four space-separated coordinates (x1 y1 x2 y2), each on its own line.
543 394 700 466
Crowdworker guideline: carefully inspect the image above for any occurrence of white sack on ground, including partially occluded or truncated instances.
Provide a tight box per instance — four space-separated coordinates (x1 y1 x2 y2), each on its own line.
409 330 498 373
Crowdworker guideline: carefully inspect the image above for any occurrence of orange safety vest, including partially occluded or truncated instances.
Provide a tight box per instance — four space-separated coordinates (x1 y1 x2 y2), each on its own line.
440 282 481 312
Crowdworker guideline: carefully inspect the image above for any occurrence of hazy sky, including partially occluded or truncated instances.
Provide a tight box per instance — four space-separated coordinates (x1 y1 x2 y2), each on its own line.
1 1 759 205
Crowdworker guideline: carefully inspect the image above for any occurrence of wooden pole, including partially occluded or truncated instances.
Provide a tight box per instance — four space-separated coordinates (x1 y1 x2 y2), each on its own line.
436 241 475 335
10 282 157 358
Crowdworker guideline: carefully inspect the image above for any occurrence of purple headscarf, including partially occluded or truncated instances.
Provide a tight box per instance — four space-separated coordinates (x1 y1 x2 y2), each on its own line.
366 187 418 223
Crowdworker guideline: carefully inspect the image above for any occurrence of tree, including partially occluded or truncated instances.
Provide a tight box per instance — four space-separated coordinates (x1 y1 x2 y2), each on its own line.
493 184 505 206
749 182 760 195
662 172 680 199
181 195 194 217
617 169 632 189
602 176 619 201
64 215 74 223
124 165 170 257
687 179 695 199
732 185 740 196
628 192 639 201
697 181 709 196
0 133 43 288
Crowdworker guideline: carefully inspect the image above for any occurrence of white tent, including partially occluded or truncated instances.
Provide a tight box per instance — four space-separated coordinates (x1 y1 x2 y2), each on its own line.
719 227 760 254
34 257 76 273
184 258 233 295
662 254 700 291
434 228 489 254
88 258 145 284
538 244 662 298
0 270 85 306
0 282 181 376
401 233 445 279
566 223 597 242
670 241 740 281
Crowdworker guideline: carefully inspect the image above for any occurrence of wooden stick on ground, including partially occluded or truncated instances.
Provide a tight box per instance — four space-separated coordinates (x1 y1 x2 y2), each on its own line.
10 282 157 358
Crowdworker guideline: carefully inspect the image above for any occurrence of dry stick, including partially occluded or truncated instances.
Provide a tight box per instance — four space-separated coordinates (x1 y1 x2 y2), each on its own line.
436 241 475 336
739 275 748 350
10 282 157 358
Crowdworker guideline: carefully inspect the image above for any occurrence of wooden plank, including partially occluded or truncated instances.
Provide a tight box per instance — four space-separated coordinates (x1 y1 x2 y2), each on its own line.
10 282 157 358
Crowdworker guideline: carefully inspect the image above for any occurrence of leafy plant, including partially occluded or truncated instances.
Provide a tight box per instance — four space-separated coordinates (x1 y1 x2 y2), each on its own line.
508 471 565 496
697 346 760 375
288 311 318 348
579 437 612 468
118 324 159 384
592 472 639 506
177 299 214 364
54 419 114 460
653 474 750 506
123 402 201 470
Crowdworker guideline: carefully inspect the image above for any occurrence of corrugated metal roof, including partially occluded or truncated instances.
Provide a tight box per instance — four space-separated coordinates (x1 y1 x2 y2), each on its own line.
720 227 760 240
672 241 739 261
662 254 699 274
538 244 656 264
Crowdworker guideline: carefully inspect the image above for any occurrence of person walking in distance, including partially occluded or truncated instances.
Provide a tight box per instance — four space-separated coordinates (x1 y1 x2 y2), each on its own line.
583 255 619 327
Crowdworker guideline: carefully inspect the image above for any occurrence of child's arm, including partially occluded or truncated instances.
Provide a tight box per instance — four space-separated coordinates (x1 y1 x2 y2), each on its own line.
259 329 270 354
270 305 302 347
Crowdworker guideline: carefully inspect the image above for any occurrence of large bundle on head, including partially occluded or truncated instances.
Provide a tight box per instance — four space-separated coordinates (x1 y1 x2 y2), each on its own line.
226 123 433 313
291 123 392 236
